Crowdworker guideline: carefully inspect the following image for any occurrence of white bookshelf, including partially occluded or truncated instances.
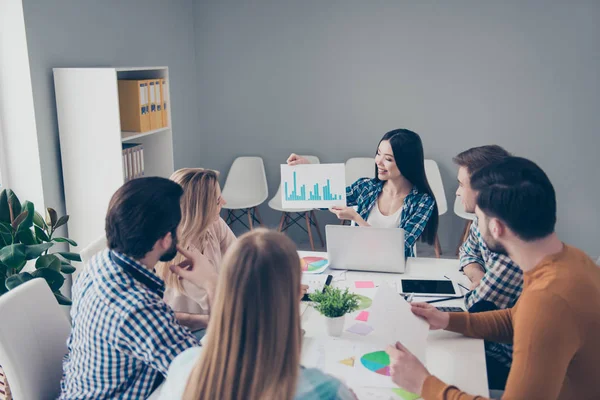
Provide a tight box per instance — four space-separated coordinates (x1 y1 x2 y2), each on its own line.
53 67 174 251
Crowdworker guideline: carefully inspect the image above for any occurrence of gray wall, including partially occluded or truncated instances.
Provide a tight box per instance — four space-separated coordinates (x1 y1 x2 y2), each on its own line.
191 0 600 255
22 0 199 220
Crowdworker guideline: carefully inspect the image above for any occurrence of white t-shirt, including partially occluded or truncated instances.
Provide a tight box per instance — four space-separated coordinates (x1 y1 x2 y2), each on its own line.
366 202 402 228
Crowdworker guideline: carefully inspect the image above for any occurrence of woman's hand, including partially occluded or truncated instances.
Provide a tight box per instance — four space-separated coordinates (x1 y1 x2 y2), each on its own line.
330 206 359 222
287 153 310 166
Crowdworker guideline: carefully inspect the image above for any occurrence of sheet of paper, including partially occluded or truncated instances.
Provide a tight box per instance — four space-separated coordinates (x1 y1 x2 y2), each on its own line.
356 311 370 322
281 163 346 209
347 323 375 336
355 280 376 288
368 285 429 363
302 274 330 296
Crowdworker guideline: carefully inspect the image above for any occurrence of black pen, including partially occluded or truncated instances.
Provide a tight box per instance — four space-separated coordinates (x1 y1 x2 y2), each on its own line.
426 296 464 304
443 275 470 293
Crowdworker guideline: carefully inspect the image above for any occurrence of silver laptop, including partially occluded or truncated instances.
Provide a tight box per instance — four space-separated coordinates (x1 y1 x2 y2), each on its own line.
326 225 406 273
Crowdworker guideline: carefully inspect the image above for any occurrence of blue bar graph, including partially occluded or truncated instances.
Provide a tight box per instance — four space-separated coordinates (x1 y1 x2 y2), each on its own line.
285 171 342 201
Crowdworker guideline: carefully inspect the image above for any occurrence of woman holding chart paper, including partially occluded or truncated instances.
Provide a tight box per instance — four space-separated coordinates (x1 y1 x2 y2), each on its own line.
287 129 438 257
159 230 355 400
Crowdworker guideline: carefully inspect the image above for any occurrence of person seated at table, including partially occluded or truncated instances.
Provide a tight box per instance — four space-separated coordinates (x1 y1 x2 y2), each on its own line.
155 168 235 333
287 129 437 258
385 157 600 400
160 229 356 400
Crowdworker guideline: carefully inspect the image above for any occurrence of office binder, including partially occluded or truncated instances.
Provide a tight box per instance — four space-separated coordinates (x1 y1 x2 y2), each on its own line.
160 79 168 127
154 80 163 128
118 80 151 134
122 143 144 181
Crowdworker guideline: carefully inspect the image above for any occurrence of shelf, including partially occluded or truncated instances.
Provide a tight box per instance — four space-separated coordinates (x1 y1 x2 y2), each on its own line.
122 127 170 142
116 66 168 72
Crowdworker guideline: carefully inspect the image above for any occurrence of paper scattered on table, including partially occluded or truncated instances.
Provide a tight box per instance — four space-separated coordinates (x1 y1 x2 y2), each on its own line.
355 311 370 322
302 274 330 296
331 270 347 282
368 284 429 363
346 323 375 336
355 280 376 289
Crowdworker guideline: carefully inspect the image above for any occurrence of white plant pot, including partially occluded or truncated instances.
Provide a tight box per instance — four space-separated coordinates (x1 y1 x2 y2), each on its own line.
326 315 346 336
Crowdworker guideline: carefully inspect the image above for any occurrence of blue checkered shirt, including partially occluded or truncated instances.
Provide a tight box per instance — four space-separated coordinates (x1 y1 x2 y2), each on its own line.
459 218 524 367
346 178 435 257
59 249 199 399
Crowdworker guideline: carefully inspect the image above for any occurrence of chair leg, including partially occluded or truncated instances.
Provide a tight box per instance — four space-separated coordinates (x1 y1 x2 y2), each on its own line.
434 234 442 258
278 213 287 232
311 211 325 248
247 209 253 230
254 206 264 226
305 212 315 251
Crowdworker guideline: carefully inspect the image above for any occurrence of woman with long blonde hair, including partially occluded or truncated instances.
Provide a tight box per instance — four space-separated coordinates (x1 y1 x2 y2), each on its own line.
156 168 235 331
159 230 355 400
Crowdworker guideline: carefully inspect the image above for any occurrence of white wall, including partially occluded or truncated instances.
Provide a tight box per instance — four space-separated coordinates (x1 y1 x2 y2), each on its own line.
0 0 45 209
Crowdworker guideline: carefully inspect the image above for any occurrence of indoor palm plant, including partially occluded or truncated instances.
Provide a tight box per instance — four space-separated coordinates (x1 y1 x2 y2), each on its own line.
0 188 80 400
310 286 359 336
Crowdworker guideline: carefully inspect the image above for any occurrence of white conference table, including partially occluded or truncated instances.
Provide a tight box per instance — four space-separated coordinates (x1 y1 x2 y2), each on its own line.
300 252 490 399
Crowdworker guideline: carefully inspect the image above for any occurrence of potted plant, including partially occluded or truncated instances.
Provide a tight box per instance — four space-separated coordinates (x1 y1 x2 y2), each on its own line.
309 286 359 336
0 188 81 400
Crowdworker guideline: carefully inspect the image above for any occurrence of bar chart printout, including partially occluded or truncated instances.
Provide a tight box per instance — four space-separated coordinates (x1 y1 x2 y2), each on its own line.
281 164 346 209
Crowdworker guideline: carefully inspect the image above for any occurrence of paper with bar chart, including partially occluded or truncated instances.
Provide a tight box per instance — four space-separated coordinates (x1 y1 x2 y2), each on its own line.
280 164 346 209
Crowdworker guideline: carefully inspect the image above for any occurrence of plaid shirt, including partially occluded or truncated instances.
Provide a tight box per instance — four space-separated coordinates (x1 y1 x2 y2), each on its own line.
60 249 198 399
459 218 524 367
346 178 435 257
160 347 356 400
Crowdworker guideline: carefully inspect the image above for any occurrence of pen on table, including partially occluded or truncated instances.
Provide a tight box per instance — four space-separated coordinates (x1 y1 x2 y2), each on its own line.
443 275 470 293
426 296 464 304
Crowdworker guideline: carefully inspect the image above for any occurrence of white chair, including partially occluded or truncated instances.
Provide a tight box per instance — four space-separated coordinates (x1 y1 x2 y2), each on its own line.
221 157 269 230
596 256 600 266
454 196 476 255
268 156 324 250
0 278 71 400
345 157 375 186
424 159 447 258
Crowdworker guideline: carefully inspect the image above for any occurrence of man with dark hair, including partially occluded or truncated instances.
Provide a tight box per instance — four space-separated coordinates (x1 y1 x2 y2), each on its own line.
453 145 522 388
387 157 600 400
60 177 217 399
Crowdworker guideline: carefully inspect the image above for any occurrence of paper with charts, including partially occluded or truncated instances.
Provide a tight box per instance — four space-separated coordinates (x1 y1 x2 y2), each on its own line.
301 284 428 398
280 164 346 209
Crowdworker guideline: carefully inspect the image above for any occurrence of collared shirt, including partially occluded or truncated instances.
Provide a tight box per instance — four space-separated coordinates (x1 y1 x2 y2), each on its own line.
459 218 524 367
346 178 435 257
60 249 199 400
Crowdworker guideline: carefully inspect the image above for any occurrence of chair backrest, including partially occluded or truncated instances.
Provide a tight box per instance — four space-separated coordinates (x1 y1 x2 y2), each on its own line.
345 157 375 186
221 157 269 207
596 256 600 266
424 159 447 215
76 235 107 278
270 156 320 207
0 278 71 400
453 196 476 221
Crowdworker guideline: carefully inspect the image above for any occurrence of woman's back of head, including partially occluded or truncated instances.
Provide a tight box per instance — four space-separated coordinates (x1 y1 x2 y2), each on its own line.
184 229 302 400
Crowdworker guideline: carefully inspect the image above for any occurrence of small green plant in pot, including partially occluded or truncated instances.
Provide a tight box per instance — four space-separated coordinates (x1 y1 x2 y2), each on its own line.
0 188 81 305
309 286 360 336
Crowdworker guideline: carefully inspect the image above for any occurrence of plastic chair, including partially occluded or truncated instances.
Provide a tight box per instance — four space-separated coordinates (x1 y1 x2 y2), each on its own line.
596 256 600 266
345 157 375 186
73 235 107 280
269 156 324 250
221 157 269 230
424 159 447 258
0 278 71 400
454 196 476 255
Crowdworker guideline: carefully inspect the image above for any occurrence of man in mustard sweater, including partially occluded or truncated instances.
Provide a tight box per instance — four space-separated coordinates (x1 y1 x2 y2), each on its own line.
386 157 600 400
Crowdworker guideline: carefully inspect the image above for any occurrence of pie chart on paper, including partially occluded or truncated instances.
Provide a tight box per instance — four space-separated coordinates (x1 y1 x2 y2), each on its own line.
360 351 391 376
301 256 329 274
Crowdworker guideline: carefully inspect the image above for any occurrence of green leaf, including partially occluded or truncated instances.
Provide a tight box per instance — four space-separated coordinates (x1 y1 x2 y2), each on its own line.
5 272 34 291
17 201 35 232
35 225 50 242
11 210 29 231
57 252 82 262
309 287 360 318
54 215 69 230
25 242 55 259
35 254 62 271
31 268 64 292
17 229 37 245
52 237 77 246
33 211 47 229
6 190 22 223
46 208 58 228
0 222 12 247
0 244 27 269
53 291 72 306
0 189 10 224
60 264 76 274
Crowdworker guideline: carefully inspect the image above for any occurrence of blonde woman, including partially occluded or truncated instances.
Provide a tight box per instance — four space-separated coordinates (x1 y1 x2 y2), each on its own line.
160 230 355 400
156 168 235 332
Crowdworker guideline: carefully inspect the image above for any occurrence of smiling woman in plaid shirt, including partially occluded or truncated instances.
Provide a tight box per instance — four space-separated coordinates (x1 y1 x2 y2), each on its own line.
288 129 438 258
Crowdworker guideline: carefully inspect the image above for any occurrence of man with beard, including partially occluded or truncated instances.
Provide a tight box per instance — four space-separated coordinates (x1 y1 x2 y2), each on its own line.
386 157 600 399
60 177 217 399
